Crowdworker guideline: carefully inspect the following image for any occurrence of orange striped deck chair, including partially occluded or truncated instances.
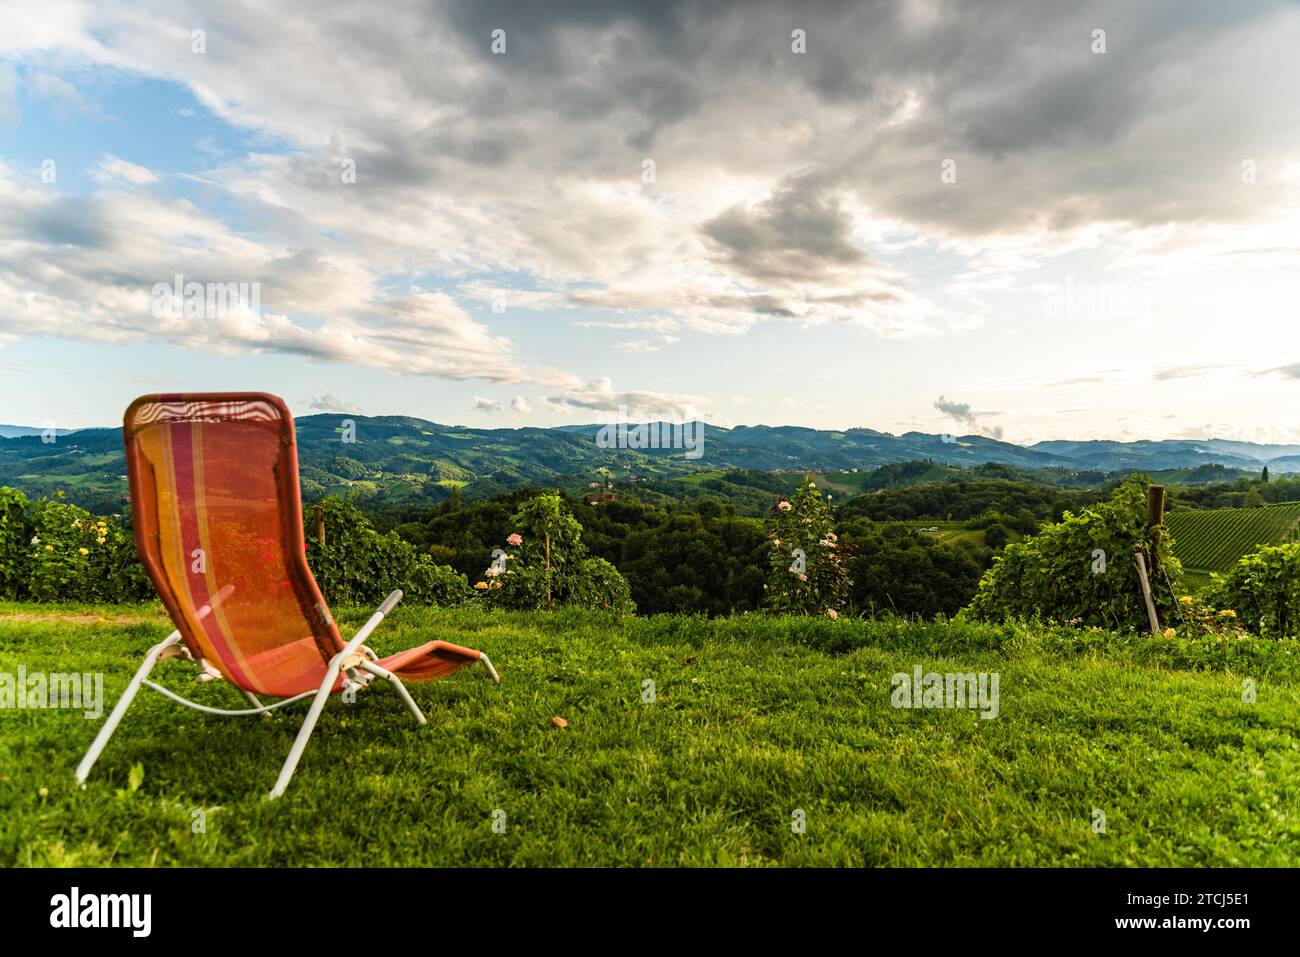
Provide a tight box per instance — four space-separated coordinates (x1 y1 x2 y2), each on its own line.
76 392 500 799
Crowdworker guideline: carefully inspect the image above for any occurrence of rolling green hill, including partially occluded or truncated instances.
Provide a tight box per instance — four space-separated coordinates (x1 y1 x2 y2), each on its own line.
1166 501 1300 573
3 411 1299 517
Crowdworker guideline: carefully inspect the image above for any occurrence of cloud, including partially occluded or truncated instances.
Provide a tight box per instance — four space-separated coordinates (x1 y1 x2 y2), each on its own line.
549 377 709 420
703 174 875 286
308 393 361 414
934 394 1003 440
474 396 503 413
1152 362 1237 381
1260 362 1300 380
510 396 532 415
613 340 660 354
27 72 102 121
574 316 681 334
2 0 1299 424
0 62 18 127
89 154 160 186
0 166 573 386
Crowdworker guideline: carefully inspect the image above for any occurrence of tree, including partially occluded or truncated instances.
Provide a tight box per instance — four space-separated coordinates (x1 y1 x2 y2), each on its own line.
1262 465 1270 484
982 522 1010 550
840 517 988 619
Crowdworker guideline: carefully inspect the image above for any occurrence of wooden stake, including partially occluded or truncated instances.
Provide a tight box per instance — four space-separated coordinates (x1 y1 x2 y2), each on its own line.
1135 550 1161 635
1146 485 1166 527
313 504 325 547
1145 484 1167 584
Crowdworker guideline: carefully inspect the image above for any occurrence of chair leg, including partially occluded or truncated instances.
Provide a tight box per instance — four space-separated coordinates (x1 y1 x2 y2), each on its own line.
479 653 501 684
240 689 273 720
268 664 342 800
76 631 181 785
358 661 427 726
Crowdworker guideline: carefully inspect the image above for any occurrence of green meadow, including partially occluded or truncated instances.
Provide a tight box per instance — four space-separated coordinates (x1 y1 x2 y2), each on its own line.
1 603 1297 867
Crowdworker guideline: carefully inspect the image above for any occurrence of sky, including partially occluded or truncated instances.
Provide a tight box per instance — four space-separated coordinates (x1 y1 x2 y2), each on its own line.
0 0 1298 445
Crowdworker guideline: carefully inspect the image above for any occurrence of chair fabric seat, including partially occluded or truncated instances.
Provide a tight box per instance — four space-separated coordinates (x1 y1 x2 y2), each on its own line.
233 638 485 697
123 392 486 699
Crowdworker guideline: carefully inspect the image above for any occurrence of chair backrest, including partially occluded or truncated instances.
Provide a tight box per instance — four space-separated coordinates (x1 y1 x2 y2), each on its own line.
124 393 344 697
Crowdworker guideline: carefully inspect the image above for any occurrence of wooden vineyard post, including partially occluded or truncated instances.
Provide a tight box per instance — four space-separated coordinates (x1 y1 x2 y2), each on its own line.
1140 484 1166 634
1146 484 1166 580
313 504 325 547
1134 549 1161 635
1146 484 1167 528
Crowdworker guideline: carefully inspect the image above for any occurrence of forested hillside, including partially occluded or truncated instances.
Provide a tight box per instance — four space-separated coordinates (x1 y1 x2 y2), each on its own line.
3 411 1298 516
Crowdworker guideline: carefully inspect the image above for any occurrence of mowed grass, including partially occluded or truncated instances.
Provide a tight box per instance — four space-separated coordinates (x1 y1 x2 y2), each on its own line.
915 520 999 548
1 603 1299 867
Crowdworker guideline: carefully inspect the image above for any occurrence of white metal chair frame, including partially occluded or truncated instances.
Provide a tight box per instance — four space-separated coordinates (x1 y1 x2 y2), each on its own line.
74 588 500 799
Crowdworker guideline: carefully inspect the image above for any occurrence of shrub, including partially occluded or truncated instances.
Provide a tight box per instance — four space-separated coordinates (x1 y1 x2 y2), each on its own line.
0 487 32 600
1204 542 1300 639
765 480 851 618
964 480 1181 631
24 492 151 603
475 491 635 614
567 557 636 614
306 497 471 607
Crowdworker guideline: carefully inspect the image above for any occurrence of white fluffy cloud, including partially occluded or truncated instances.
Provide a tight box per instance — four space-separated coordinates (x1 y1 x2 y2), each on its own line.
308 392 362 414
548 377 710 420
1 0 1298 427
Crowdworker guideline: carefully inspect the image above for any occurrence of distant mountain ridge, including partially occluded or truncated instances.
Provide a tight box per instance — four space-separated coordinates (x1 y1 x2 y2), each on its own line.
0 424 77 438
0 413 1291 514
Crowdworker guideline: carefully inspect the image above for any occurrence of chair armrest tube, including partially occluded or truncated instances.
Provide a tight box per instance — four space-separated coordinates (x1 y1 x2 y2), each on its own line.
378 589 403 616
332 590 403 667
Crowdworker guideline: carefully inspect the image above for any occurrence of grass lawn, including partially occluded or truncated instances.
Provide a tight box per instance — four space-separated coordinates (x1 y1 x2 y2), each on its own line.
1180 568 1217 593
915 520 994 548
1 603 1298 866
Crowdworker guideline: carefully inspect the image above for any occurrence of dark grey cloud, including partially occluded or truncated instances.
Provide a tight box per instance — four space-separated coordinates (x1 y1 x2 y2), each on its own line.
8 196 112 249
1262 363 1300 380
703 173 868 284
935 394 1003 439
